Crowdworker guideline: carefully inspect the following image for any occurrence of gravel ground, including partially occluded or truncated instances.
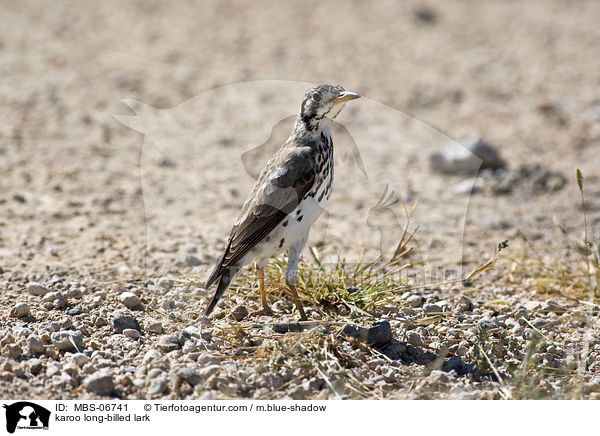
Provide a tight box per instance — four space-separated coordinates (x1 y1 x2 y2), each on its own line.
1 0 600 399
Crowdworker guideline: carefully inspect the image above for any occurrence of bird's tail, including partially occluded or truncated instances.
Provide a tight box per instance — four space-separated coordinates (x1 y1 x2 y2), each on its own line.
204 268 232 316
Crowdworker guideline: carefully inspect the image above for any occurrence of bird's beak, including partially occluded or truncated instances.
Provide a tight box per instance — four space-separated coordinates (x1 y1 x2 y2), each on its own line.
334 91 361 104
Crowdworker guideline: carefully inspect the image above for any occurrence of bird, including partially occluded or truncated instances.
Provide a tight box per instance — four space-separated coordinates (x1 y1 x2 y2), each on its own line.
204 84 360 320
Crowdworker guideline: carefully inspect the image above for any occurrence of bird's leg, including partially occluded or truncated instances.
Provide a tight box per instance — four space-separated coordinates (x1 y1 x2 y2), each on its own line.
251 267 274 317
286 236 309 321
288 283 308 321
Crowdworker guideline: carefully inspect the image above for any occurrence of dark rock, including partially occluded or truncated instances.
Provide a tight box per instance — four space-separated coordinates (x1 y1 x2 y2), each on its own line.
413 5 437 24
341 321 393 348
66 307 82 316
430 135 506 176
272 323 303 333
231 306 248 322
112 312 141 334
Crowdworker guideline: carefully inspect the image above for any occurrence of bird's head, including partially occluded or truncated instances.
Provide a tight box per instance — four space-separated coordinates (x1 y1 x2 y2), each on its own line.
299 84 360 131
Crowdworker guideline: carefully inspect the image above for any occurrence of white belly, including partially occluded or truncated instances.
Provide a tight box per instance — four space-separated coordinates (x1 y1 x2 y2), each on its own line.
241 169 333 268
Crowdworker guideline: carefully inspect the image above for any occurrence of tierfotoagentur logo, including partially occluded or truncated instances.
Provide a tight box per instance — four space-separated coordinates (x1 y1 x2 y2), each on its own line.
3 402 50 433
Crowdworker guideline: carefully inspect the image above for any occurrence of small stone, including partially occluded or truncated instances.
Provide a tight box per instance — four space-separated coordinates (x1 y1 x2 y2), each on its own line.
144 318 163 334
185 255 202 267
406 331 423 346
112 312 141 334
6 344 22 359
72 353 91 367
177 367 202 386
63 362 79 376
14 365 26 378
12 326 32 337
66 307 82 316
157 335 181 353
148 375 168 395
52 374 73 388
455 345 468 357
83 370 114 396
123 329 141 339
29 358 43 374
28 336 45 354
413 5 437 24
27 282 50 297
95 316 108 327
10 302 31 318
197 353 220 366
477 319 499 332
119 292 143 310
423 303 442 314
341 321 393 348
406 295 424 308
430 135 506 175
231 306 249 322
198 365 221 380
46 363 61 378
142 348 162 364
157 277 173 290
427 370 450 384
51 330 84 352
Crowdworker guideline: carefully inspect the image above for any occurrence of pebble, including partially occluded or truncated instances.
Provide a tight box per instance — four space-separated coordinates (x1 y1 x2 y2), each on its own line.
10 302 31 318
198 365 221 380
83 370 115 396
157 277 173 290
185 255 202 267
406 295 424 308
341 322 393 348
112 312 141 334
197 353 220 366
231 306 249 322
144 318 164 334
142 348 162 364
95 316 108 327
423 303 442 314
6 344 22 359
406 331 424 346
430 135 506 175
157 335 180 353
51 330 84 351
177 367 202 386
148 375 168 395
46 362 62 378
119 292 143 310
123 329 141 339
477 319 498 332
28 336 45 354
13 326 32 337
72 353 91 367
27 282 50 297
29 358 43 375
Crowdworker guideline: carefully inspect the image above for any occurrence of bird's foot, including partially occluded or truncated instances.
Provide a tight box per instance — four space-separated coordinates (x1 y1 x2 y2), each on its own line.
250 306 275 317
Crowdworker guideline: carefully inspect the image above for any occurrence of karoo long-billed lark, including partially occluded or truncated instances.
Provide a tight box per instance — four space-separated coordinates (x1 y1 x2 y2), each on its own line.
205 84 360 320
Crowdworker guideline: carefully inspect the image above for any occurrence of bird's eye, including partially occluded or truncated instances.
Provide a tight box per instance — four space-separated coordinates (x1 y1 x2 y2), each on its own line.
312 93 322 103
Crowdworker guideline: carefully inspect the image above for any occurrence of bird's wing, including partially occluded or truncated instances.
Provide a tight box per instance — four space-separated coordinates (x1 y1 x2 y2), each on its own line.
206 146 316 287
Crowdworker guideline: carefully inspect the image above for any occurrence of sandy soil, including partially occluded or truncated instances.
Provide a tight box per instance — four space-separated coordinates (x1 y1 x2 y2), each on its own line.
1 0 600 400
